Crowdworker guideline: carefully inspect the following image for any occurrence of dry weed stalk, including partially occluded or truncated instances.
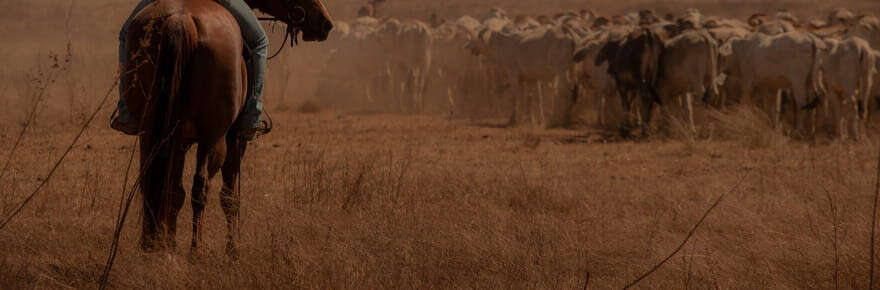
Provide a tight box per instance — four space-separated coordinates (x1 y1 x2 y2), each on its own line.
624 172 749 289
0 72 116 231
870 137 880 289
0 51 71 187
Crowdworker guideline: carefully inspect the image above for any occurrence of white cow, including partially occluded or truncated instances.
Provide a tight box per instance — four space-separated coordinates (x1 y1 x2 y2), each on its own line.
820 37 876 139
470 25 581 127
719 32 825 133
653 30 720 133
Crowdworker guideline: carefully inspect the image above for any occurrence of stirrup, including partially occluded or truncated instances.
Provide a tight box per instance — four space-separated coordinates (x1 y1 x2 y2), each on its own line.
237 120 270 141
109 110 143 136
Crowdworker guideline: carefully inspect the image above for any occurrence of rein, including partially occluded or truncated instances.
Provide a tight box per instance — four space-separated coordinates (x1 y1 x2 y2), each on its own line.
258 3 307 60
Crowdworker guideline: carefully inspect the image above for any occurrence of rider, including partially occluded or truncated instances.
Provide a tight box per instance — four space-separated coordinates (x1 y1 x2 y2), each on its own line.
112 0 269 140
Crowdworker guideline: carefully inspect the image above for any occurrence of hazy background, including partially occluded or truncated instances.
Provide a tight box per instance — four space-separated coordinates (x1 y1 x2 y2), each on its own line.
2 0 879 121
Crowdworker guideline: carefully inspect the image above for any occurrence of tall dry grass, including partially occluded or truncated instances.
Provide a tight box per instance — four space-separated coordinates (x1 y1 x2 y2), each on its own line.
2 0 880 289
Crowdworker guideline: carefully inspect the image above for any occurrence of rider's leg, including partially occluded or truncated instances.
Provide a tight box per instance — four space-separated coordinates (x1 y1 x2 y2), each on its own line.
216 0 269 136
112 0 155 133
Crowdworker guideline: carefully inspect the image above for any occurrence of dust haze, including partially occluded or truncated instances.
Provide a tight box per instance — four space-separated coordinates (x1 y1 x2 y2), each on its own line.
1 0 880 288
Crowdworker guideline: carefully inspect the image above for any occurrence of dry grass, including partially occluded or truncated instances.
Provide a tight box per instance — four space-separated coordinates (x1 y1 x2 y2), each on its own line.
3 0 880 289
707 106 789 148
6 110 880 288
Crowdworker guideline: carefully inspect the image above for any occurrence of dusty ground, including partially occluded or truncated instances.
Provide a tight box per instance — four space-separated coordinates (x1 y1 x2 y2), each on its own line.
2 0 880 289
3 108 880 288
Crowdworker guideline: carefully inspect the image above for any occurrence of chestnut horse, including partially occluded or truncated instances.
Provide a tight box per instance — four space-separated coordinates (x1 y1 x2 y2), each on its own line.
121 0 332 254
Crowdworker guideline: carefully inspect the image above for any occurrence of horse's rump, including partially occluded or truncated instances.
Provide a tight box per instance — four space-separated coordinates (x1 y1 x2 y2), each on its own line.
122 1 242 250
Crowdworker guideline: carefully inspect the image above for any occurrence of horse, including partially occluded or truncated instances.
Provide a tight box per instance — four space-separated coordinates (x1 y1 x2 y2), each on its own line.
120 0 332 255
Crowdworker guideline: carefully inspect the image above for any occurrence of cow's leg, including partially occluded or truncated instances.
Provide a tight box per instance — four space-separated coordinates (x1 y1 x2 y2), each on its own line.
617 86 635 133
774 89 782 131
412 68 422 113
447 86 456 117
826 91 841 138
850 93 861 140
508 78 521 126
537 81 545 127
686 92 696 134
599 94 606 127
633 91 643 128
630 90 642 128
792 87 812 138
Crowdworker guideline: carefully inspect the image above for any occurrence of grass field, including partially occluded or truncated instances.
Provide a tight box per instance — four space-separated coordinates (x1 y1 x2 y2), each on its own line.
2 0 880 288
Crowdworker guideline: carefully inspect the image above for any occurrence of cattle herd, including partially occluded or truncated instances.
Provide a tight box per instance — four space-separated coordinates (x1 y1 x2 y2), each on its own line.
313 7 880 139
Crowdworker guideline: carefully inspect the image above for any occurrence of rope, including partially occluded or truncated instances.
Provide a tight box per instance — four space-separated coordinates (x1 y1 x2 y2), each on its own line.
259 11 303 61
0 75 118 231
97 122 180 290
267 30 290 60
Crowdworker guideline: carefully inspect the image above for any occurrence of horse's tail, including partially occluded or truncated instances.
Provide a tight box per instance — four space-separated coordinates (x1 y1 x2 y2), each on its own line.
140 12 198 250
153 13 198 131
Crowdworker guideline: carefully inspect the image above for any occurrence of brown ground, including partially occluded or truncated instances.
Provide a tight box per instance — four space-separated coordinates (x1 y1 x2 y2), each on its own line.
2 0 880 288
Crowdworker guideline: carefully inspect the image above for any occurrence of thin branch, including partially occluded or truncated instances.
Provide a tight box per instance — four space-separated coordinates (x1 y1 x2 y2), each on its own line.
869 137 880 289
623 172 749 289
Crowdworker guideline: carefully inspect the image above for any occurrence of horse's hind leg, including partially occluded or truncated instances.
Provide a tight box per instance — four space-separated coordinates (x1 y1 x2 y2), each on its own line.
190 140 226 253
164 144 189 249
220 135 247 257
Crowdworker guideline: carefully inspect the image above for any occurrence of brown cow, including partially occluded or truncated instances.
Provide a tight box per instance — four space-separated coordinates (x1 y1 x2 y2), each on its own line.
595 28 665 135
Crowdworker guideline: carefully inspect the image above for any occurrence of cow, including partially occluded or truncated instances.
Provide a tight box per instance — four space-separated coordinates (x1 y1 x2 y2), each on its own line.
428 22 484 116
703 16 749 30
718 32 825 134
707 26 750 44
513 15 543 31
756 20 796 35
594 28 665 135
828 8 857 27
313 17 385 110
482 8 515 33
747 12 798 35
833 15 880 120
470 25 581 127
820 37 876 139
652 30 720 133
375 19 433 113
775 11 801 28
314 17 432 114
455 15 482 37
846 15 880 51
572 26 633 127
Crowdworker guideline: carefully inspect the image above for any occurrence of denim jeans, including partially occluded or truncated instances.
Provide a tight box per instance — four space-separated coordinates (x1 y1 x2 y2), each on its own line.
117 0 267 129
